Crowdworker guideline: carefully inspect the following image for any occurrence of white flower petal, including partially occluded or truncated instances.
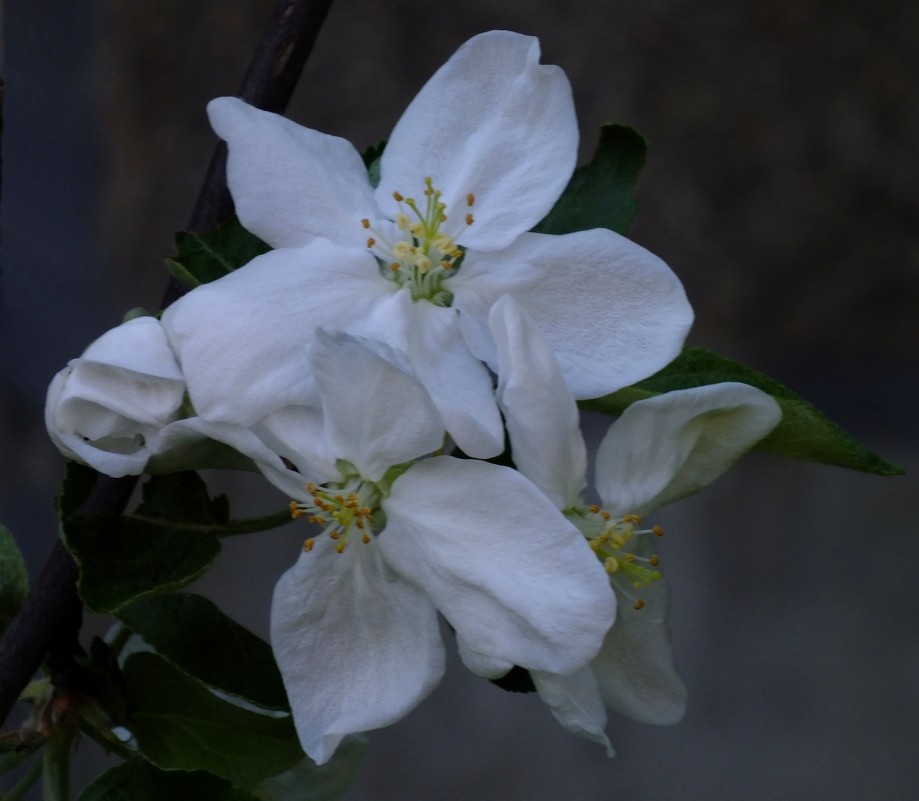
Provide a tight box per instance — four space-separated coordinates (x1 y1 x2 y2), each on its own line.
400 302 504 459
380 457 615 675
596 383 783 516
487 229 693 398
376 31 577 251
309 330 444 481
593 538 686 725
208 97 376 249
44 317 186 477
490 296 587 509
162 240 392 426
271 538 445 765
455 637 514 679
532 667 614 756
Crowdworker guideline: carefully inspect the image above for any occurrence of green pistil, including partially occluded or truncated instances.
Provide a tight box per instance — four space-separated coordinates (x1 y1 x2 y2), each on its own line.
362 177 474 305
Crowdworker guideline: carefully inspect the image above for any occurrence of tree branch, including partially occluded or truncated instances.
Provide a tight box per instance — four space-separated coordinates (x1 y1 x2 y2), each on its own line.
0 0 336 728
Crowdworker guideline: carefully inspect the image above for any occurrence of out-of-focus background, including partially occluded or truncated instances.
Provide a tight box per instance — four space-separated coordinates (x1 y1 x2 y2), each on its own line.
2 1 917 799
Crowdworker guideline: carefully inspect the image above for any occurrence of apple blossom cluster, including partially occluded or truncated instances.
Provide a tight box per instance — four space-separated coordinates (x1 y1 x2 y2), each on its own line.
44 31 782 764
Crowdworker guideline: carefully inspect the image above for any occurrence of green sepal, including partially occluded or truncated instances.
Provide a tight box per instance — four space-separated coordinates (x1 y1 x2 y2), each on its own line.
167 216 271 288
78 757 261 801
361 140 385 188
122 653 302 790
581 347 904 476
62 473 227 613
534 124 647 236
0 524 28 636
116 593 288 712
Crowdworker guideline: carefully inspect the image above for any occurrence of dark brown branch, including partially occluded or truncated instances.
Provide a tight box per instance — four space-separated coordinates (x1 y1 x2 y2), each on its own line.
164 0 334 305
0 0 336 727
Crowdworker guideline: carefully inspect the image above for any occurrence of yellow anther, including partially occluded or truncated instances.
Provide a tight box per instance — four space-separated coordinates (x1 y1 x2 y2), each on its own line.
467 193 475 206
652 525 665 537
361 218 370 229
335 541 347 554
362 534 371 544
367 237 376 248
650 555 660 566
465 213 474 226
604 556 619 573
393 241 413 258
589 504 600 514
393 191 404 202
600 510 611 521
307 481 318 493
303 538 315 552
329 531 340 541
624 514 642 524
633 599 646 610
289 500 302 518
390 263 400 272
441 260 454 270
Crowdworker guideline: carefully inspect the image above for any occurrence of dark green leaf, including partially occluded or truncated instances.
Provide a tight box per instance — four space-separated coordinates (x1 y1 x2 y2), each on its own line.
135 471 230 525
254 736 369 801
581 347 904 475
57 461 98 518
0 524 28 635
118 593 288 712
78 757 260 801
123 653 302 790
63 473 228 613
533 124 647 236
168 217 271 288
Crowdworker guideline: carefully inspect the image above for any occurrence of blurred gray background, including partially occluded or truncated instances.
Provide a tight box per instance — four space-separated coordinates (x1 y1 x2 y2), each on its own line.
1 0 917 799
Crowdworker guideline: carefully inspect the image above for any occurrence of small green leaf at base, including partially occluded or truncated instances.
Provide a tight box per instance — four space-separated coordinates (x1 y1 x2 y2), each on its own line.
78 757 260 801
168 217 271 288
581 347 904 476
534 124 647 236
123 653 303 790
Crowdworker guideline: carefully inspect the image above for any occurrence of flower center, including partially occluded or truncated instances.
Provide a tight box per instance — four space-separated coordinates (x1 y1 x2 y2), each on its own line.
567 506 664 610
361 177 474 306
291 478 383 554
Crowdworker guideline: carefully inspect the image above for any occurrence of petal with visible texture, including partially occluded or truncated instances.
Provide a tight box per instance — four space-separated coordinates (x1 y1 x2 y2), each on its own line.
271 538 445 765
380 456 615 675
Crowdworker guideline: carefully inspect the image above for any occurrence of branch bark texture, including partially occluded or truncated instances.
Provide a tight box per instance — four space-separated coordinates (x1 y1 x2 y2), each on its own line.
0 0 335 727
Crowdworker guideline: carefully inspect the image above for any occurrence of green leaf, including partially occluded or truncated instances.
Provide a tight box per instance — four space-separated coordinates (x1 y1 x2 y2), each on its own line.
63 473 227 613
123 653 302 790
117 593 288 712
581 347 904 476
167 217 271 288
0 524 28 635
78 757 260 801
254 736 369 801
533 124 647 236
134 471 230 525
57 461 98 518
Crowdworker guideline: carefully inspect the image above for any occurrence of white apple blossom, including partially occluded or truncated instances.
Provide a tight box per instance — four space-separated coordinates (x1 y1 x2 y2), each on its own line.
44 316 187 477
490 296 783 753
163 30 692 458
191 328 616 764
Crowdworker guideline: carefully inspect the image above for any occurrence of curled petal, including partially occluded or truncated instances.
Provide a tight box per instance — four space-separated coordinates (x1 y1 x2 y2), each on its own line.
44 317 185 477
208 97 376 249
490 295 587 510
484 229 693 398
596 382 783 516
377 31 577 251
380 457 615 675
593 536 686 725
532 667 614 756
271 538 445 765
